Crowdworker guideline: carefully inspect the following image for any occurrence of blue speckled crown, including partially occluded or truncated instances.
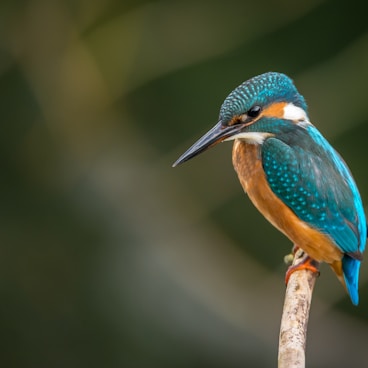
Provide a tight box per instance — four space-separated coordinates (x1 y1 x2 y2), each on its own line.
219 72 307 123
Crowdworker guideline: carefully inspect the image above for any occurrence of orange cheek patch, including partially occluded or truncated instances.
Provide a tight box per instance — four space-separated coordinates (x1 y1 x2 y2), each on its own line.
228 115 242 126
261 101 287 118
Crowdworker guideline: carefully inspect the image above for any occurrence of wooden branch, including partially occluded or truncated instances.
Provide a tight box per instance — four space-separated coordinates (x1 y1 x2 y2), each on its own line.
278 248 320 368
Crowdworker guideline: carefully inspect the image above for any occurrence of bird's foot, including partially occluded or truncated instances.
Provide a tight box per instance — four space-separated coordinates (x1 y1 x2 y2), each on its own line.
285 248 319 285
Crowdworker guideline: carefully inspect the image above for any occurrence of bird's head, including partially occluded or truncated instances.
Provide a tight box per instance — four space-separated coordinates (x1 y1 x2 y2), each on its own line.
173 72 309 166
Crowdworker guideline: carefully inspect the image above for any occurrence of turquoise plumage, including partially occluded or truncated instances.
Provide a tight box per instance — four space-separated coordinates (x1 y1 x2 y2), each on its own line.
174 72 366 305
262 126 365 304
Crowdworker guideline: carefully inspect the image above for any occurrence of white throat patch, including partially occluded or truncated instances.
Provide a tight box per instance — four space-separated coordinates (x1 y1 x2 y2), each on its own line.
224 132 273 144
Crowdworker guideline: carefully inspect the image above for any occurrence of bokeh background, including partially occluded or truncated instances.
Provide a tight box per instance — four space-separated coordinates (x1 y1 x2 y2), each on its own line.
1 0 368 367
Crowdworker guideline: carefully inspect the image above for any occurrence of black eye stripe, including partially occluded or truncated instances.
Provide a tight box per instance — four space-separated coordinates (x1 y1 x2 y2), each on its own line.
248 105 262 118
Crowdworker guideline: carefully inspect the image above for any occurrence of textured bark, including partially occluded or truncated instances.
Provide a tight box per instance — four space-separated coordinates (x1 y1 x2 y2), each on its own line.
278 248 319 368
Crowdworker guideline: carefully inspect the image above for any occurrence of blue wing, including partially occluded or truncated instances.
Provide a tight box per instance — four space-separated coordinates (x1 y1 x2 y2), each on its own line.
262 125 366 257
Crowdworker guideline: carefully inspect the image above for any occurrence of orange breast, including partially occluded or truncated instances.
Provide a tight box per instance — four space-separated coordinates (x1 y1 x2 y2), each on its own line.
232 140 343 265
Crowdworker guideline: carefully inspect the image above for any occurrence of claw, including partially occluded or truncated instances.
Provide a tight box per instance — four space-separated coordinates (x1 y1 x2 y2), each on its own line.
285 253 320 285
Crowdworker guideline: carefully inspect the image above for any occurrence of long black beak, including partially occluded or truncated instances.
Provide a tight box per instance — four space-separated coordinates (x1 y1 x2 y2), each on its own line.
172 121 242 167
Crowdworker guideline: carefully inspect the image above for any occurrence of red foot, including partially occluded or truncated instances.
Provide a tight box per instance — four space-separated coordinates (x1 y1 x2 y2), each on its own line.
285 255 319 285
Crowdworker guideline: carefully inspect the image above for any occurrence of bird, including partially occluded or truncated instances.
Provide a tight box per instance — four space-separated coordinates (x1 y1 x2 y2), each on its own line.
173 72 366 305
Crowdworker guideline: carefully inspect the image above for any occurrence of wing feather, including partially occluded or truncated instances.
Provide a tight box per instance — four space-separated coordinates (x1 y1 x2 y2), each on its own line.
262 125 366 257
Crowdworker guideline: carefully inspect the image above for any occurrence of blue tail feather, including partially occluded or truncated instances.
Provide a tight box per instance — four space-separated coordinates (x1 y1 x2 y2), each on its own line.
342 256 361 305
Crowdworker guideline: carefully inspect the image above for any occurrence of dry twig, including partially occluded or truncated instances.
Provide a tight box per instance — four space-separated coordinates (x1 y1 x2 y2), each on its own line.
278 248 320 368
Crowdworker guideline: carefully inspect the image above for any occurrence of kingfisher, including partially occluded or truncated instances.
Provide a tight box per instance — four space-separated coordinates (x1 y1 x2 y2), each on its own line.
173 72 366 305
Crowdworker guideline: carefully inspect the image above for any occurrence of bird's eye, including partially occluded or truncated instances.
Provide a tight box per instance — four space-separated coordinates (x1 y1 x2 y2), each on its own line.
248 105 262 118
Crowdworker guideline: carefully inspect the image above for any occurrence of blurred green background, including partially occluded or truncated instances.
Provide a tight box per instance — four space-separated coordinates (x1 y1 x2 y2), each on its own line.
1 0 368 367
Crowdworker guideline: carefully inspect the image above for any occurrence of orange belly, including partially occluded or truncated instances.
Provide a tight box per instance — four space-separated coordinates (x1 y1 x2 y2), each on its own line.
232 140 343 266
